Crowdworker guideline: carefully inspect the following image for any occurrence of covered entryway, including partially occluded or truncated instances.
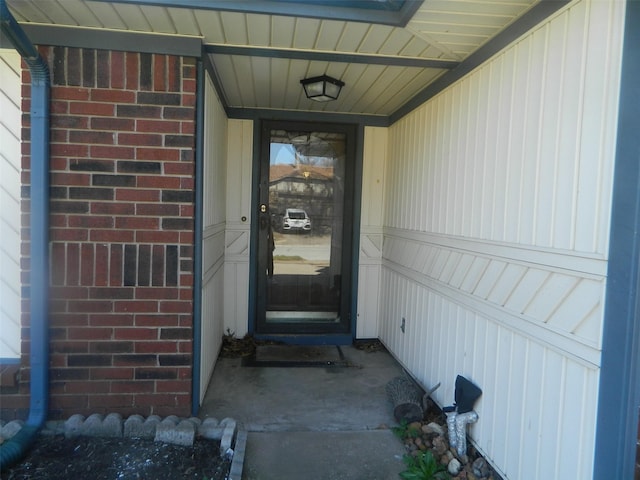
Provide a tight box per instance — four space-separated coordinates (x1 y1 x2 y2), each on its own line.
3 1 639 478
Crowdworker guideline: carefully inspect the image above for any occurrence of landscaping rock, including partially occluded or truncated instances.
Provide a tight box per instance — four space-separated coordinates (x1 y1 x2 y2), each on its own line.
63 413 122 438
154 417 195 447
103 413 123 437
396 415 502 480
448 458 462 475
220 418 237 456
199 417 225 439
64 414 85 438
423 421 445 436
228 429 247 480
124 414 161 438
432 435 449 455
1 420 24 440
472 457 491 478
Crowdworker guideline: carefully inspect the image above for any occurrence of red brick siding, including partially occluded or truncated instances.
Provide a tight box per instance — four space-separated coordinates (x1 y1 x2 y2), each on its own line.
6 47 196 420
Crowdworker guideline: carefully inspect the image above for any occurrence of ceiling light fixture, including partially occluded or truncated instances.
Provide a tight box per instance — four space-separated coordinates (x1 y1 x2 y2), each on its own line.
300 75 345 102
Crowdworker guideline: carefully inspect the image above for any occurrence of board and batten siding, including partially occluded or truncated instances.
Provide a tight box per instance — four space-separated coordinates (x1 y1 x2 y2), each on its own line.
200 73 228 402
379 1 624 479
0 49 22 361
223 119 253 337
358 126 387 339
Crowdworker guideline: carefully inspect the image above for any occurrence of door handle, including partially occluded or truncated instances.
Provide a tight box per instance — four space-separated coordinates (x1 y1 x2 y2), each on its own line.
260 204 267 213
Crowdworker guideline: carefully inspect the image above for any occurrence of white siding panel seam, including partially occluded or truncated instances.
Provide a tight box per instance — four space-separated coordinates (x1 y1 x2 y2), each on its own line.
203 223 225 236
202 254 224 285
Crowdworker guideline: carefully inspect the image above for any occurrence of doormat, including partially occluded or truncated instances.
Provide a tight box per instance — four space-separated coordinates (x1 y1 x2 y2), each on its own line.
242 345 349 367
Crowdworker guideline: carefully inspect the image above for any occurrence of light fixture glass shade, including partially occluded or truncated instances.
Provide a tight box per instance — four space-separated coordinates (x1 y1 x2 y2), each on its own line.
300 75 345 102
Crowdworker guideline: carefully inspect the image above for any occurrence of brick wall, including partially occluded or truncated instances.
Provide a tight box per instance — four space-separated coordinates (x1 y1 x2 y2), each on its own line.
4 46 197 420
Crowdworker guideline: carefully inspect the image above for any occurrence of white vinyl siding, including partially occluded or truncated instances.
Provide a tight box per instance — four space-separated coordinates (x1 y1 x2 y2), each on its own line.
223 119 252 338
378 1 624 479
0 49 22 361
200 73 228 402
357 127 387 339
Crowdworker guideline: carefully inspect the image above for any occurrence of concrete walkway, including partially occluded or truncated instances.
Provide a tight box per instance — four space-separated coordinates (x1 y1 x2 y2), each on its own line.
200 345 408 480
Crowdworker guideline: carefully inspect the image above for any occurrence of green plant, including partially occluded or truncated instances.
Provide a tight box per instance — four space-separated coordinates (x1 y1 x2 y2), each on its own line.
392 420 421 440
392 420 408 439
399 450 450 480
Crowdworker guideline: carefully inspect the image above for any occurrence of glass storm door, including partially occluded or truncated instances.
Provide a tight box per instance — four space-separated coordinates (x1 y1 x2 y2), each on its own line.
255 121 356 335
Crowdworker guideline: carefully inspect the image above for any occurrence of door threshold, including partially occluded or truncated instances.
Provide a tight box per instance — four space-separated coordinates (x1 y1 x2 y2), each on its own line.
252 333 353 346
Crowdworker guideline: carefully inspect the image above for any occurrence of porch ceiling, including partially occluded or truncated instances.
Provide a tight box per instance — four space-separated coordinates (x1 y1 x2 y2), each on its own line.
4 0 568 122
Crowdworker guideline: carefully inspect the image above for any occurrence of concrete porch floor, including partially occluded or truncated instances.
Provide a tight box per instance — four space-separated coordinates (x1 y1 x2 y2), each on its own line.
199 345 408 480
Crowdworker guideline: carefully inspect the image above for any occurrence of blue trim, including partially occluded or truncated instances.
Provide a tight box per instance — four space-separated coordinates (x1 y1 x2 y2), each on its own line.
21 24 202 57
191 60 205 416
226 107 389 128
95 0 422 27
0 0 50 469
274 1 406 13
205 44 459 70
0 358 21 365
247 121 262 336
389 0 571 124
594 2 640 478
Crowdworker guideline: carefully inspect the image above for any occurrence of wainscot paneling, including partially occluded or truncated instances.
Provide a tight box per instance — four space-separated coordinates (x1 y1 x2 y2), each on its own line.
380 268 599 479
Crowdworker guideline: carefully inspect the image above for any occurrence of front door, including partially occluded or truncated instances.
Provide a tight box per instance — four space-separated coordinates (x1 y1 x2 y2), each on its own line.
255 121 356 336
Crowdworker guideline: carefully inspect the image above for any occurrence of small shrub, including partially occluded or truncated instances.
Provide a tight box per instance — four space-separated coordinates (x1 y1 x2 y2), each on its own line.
392 420 421 440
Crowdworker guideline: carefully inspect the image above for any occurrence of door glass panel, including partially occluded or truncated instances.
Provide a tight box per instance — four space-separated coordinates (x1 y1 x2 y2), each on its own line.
265 129 346 326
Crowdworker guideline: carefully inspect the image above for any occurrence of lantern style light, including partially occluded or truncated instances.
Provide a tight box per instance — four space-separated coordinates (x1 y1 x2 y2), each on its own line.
300 75 345 102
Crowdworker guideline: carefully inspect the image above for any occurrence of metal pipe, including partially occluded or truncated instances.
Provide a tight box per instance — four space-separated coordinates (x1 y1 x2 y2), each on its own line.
0 0 50 470
445 410 479 458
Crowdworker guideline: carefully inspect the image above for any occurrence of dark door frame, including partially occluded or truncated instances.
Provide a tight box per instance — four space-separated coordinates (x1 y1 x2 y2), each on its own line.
248 118 364 345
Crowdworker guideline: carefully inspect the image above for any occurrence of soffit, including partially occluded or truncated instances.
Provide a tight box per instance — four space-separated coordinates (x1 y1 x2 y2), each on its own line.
4 0 561 121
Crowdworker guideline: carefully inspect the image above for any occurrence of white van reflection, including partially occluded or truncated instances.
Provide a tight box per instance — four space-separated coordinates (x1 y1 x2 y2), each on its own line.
282 208 311 232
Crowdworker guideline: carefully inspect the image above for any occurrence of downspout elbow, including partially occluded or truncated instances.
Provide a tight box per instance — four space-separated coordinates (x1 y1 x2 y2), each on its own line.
0 0 50 471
